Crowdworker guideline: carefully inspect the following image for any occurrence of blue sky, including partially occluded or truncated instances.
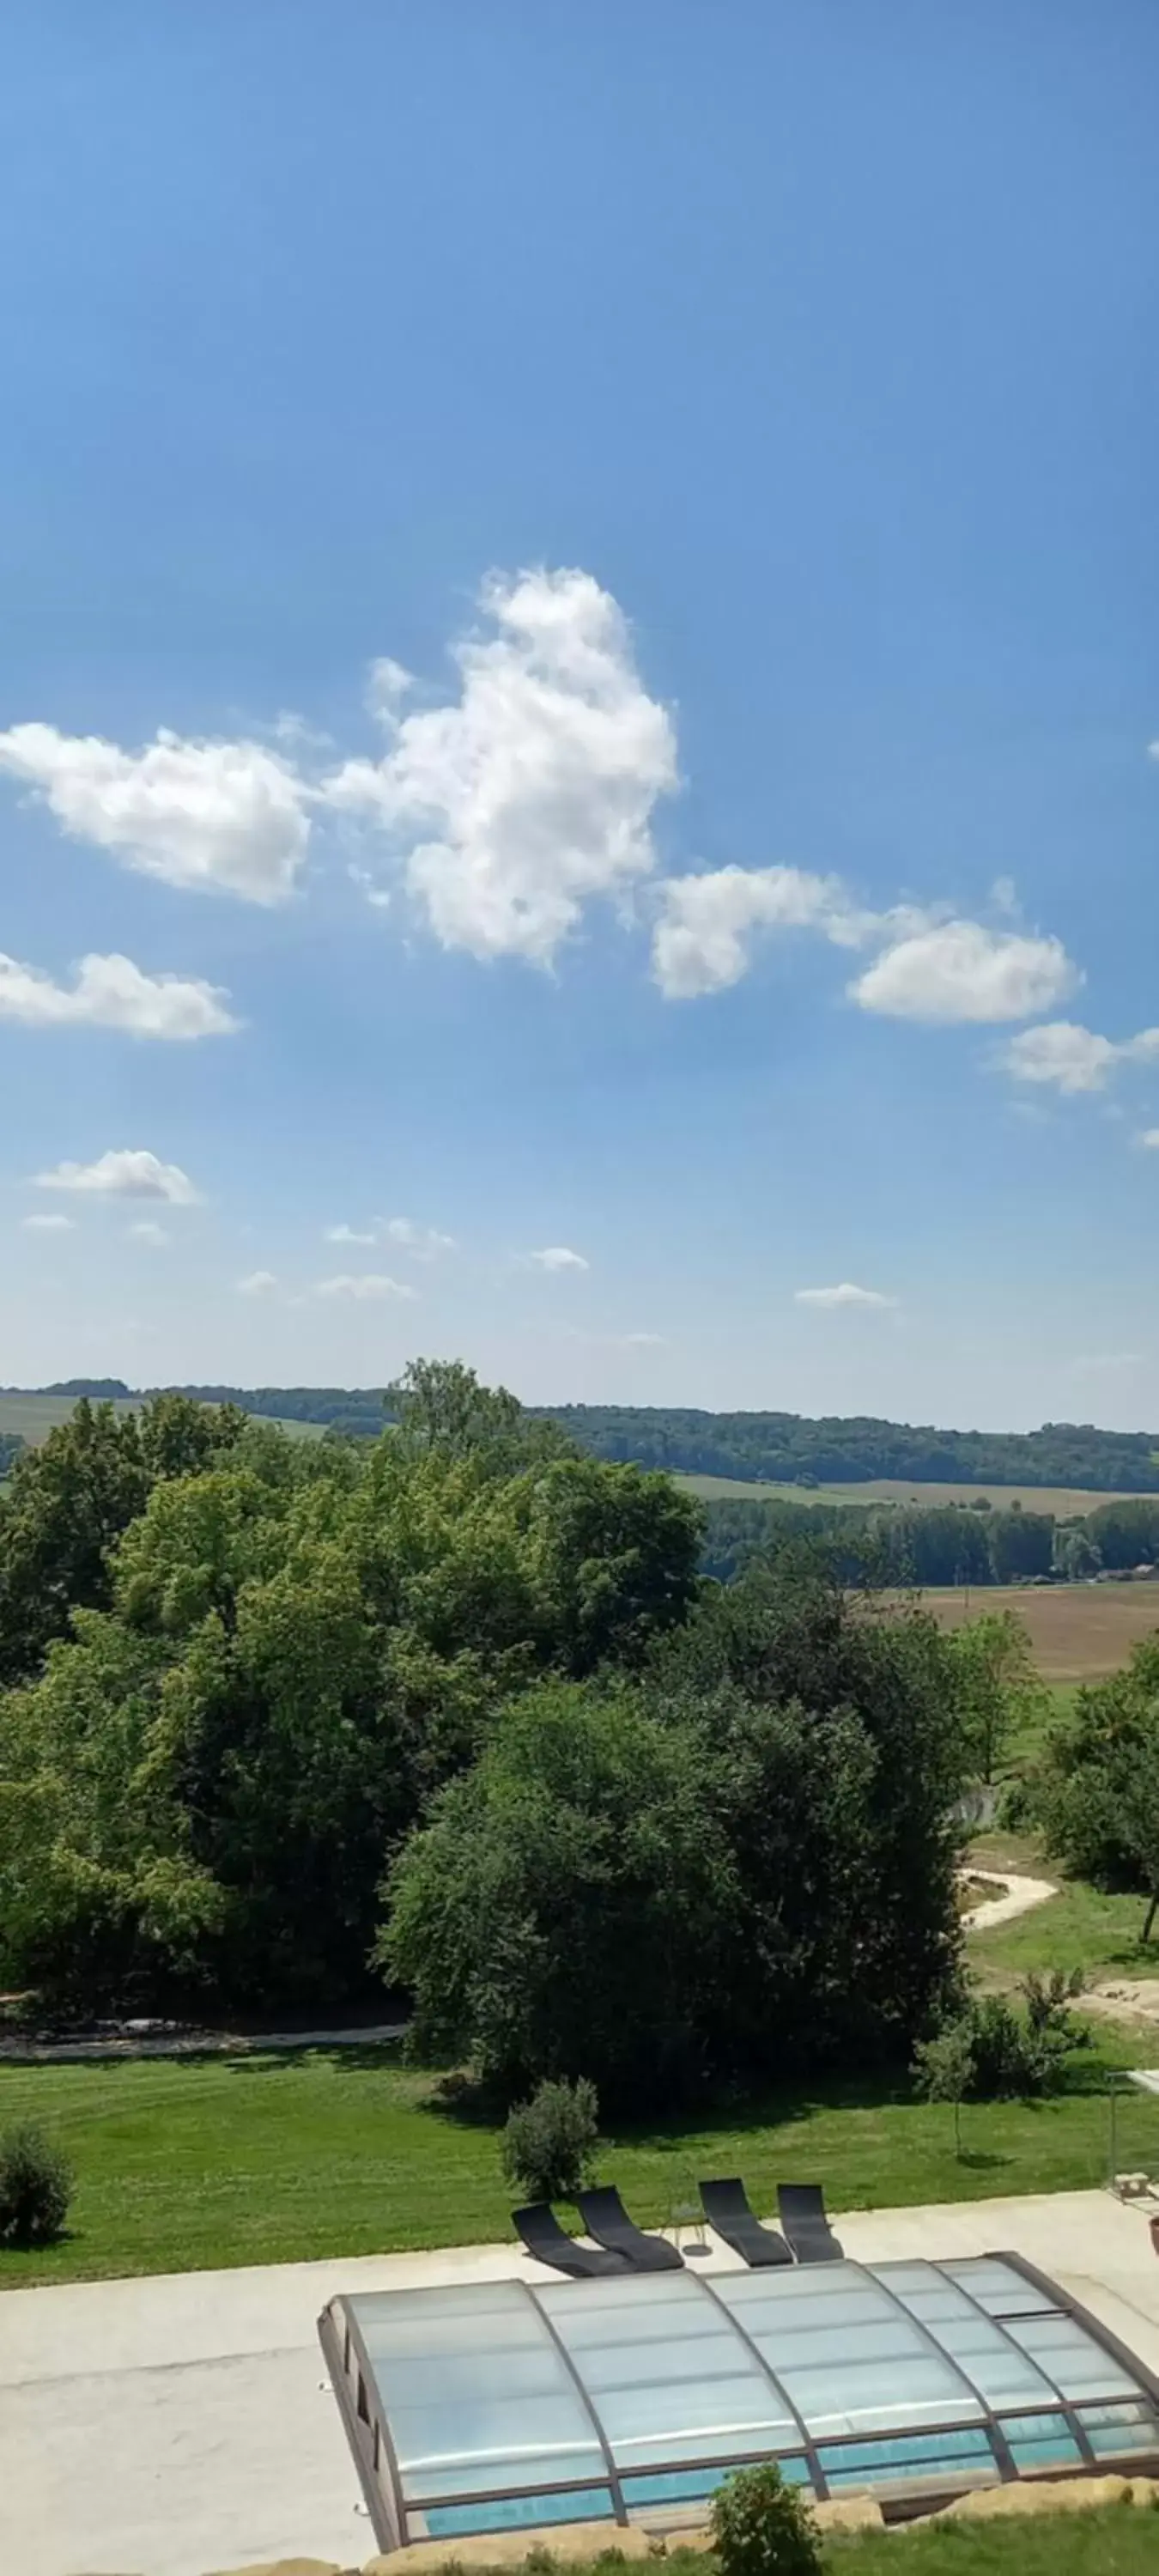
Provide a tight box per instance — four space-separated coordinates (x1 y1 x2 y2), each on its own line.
2 3 1157 1425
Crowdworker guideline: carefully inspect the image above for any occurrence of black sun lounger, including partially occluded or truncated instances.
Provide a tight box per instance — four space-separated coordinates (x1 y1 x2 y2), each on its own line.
577 2185 683 2270
699 2177 793 2267
513 2202 629 2275
777 2181 843 2263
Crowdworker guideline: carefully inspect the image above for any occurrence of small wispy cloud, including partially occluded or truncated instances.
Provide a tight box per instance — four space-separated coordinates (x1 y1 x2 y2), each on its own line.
129 1220 170 1248
528 1245 589 1273
21 1212 76 1233
237 1270 278 1297
314 1273 416 1302
324 1223 378 1245
385 1217 456 1261
794 1282 896 1310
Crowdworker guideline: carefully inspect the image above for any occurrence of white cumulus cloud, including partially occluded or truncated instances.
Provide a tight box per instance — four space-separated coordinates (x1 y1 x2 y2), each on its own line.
34 1148 201 1203
528 1245 590 1273
325 567 677 964
0 950 237 1038
21 1212 75 1232
1139 1128 1159 1150
850 920 1077 1024
129 1220 171 1247
795 1282 896 1309
1002 1021 1159 1094
237 1270 278 1297
0 723 312 902
324 1223 379 1245
315 1273 416 1301
652 866 871 999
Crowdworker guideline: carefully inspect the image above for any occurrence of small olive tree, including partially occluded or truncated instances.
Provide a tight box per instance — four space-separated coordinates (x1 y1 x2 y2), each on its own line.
501 2077 600 2202
0 2123 74 2248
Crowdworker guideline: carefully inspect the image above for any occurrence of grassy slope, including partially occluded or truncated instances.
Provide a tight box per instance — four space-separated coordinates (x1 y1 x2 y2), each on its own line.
0 1390 322 1445
0 2014 1147 2290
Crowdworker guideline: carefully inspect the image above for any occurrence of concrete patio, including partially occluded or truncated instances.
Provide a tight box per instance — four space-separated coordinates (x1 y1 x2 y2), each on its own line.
2 2188 1156 2576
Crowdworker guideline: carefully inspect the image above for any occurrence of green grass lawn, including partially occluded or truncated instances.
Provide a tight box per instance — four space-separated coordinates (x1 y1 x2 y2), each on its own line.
489 2517 1159 2576
0 2020 1150 2291
828 2516 1159 2572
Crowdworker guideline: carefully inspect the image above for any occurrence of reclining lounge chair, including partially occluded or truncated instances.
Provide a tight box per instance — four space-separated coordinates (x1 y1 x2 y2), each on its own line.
699 2177 793 2267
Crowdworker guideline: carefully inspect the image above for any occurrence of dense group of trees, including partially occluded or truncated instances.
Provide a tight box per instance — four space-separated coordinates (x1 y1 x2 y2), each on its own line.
539 1406 1159 1492
20 1385 1159 1492
0 1364 970 2103
701 1494 1159 1589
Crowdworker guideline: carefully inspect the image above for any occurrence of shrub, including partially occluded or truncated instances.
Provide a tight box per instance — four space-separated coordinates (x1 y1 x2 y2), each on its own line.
967 1994 1049 2097
0 2121 74 2247
712 2462 821 2576
501 2075 600 2202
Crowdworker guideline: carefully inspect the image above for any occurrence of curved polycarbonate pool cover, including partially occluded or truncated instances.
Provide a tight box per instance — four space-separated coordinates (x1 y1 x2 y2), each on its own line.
319 2253 1159 2552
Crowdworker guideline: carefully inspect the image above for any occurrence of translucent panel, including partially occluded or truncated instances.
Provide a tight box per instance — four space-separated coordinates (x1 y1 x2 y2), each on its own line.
542 2270 796 2470
408 2449 610 2504
580 2333 751 2391
622 2460 811 2513
915 2317 1058 2409
998 2413 1083 2473
391 2391 601 2483
777 2354 979 2438
940 2261 1060 2318
1077 2399 1159 2459
1007 2315 1143 2403
817 2427 998 2491
537 2276 718 2348
416 2486 616 2540
596 2372 786 2452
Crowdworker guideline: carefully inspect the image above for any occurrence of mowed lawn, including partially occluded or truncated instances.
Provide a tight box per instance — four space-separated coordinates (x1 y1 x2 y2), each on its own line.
560 2521 1159 2576
0 2020 1150 2291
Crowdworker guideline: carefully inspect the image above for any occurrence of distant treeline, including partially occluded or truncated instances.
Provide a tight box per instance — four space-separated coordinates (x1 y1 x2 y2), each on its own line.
34 1379 388 1441
26 1387 1159 1492
540 1406 1159 1492
701 1495 1159 1588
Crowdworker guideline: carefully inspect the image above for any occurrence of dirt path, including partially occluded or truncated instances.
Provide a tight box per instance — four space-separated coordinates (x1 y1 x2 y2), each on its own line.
960 1868 1059 1931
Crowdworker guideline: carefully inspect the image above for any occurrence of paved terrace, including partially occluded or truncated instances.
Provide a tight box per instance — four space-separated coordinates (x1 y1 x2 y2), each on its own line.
2 2190 1156 2576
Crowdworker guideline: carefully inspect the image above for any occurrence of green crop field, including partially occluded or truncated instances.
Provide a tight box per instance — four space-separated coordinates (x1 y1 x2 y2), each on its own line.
675 1472 1156 1514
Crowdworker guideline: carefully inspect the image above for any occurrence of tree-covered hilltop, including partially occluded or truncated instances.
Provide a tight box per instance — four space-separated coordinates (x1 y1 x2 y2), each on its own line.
19 1387 1159 1490
538 1406 1159 1492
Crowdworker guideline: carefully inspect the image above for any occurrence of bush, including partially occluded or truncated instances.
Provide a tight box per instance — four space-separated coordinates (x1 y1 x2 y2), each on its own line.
712 2462 821 2576
501 2076 600 2202
0 2121 74 2247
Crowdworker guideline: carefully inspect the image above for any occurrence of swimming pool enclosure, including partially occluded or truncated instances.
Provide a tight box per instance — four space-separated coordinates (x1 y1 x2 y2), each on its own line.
319 2250 1159 2551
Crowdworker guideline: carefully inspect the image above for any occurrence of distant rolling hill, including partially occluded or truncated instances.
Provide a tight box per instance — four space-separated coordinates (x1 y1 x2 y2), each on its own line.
0 1388 324 1451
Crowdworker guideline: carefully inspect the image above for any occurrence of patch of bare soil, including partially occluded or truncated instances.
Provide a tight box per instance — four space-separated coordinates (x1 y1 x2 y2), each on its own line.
1087 1978 1159 2027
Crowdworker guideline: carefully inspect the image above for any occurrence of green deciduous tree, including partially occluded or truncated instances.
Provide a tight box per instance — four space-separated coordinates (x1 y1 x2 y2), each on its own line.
947 1608 1049 1783
1041 1641 1159 1942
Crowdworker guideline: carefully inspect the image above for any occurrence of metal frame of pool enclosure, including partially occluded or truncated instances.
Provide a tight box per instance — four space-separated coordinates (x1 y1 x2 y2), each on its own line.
319 2251 1159 2552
